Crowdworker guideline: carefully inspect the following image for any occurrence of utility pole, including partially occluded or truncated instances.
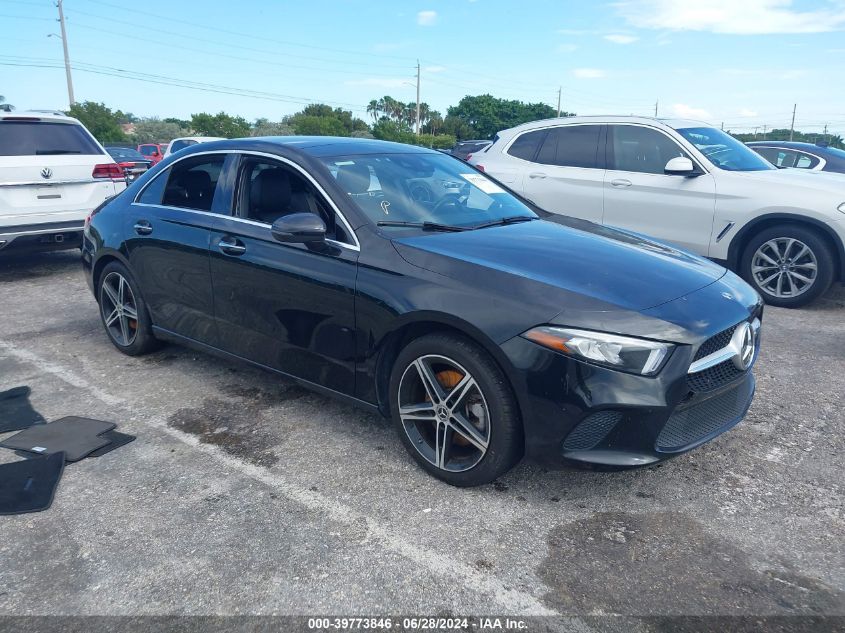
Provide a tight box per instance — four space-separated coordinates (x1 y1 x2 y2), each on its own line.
789 103 797 141
557 86 562 117
762 125 767 140
721 122 724 131
415 60 421 136
823 124 828 143
654 99 658 117
56 0 74 106
753 126 759 139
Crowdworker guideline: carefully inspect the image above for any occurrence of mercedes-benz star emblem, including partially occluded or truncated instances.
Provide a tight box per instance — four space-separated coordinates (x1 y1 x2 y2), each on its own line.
732 322 756 371
41 167 53 180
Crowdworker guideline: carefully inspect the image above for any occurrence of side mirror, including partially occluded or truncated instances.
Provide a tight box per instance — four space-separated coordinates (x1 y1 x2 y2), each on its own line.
271 212 326 244
664 156 698 176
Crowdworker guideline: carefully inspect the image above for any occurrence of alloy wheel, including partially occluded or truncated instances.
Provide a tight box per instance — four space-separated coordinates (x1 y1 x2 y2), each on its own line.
398 355 491 473
751 237 818 299
100 271 139 347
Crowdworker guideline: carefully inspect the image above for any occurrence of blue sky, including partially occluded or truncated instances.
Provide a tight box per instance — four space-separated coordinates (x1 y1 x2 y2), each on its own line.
2 0 844 136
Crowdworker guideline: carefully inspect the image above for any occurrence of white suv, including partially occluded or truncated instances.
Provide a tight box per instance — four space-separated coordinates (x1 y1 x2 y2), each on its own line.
471 116 845 307
0 111 127 254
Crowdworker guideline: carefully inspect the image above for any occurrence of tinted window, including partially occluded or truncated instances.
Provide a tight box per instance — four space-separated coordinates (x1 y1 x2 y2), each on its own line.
237 158 350 244
139 145 158 156
795 153 819 169
137 171 168 205
535 125 601 168
160 156 225 212
506 130 544 161
169 139 197 154
107 147 145 161
0 121 103 156
751 146 781 165
610 125 689 174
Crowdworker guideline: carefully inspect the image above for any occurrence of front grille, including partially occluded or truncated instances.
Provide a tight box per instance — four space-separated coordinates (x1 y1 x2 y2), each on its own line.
693 324 738 361
656 378 753 452
688 359 745 393
562 411 623 451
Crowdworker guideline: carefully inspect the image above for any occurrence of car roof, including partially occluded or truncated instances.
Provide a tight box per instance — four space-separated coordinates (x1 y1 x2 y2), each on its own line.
182 136 440 158
0 110 81 124
746 140 832 151
494 115 710 138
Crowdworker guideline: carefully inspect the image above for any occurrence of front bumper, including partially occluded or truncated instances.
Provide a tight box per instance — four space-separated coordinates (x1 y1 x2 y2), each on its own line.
500 327 757 468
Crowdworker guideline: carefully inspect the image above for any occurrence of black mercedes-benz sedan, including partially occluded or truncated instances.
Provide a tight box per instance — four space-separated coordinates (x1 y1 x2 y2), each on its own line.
82 137 763 486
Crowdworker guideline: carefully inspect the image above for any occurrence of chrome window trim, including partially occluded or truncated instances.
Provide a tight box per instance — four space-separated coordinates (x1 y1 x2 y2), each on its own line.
132 149 360 251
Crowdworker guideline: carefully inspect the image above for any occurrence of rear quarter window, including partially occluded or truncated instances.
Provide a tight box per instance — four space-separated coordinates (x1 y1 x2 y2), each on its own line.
0 121 103 156
506 130 545 161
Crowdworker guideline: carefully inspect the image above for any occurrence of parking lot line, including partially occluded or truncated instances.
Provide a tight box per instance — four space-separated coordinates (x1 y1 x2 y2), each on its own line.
0 338 563 618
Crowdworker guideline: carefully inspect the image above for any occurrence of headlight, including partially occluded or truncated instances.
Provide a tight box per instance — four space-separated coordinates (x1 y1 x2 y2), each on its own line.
838 202 845 214
522 326 673 376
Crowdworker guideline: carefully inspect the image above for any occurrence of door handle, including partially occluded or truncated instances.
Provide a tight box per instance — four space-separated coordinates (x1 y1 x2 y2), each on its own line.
217 237 246 256
133 220 153 235
528 172 547 179
610 179 632 188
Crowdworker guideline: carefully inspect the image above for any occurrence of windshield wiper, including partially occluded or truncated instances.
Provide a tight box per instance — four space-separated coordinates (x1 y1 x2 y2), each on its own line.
471 215 536 230
377 220 468 232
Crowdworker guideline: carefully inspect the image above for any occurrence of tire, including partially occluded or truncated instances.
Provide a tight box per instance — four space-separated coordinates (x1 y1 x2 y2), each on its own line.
97 261 160 356
739 224 835 308
389 332 523 487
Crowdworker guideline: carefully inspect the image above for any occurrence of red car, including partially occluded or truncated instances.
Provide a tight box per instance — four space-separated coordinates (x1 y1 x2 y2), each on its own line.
137 143 167 165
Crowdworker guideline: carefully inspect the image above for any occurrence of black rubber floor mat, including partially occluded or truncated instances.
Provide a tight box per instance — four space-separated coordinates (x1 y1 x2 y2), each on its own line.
0 452 65 515
87 430 136 458
0 386 46 433
0 416 116 462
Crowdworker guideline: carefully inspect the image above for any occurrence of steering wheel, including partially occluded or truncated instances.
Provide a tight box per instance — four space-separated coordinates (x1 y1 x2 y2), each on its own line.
431 195 463 216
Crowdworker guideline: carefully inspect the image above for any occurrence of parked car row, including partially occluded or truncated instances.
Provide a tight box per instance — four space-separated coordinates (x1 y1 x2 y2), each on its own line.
469 116 845 308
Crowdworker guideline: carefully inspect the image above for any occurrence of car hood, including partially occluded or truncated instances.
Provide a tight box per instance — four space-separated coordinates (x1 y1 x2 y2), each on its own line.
721 167 845 195
392 217 727 313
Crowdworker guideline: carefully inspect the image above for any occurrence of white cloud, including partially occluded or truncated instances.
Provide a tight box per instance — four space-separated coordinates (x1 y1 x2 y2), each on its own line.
739 108 759 117
671 103 712 119
556 43 579 52
615 0 845 34
417 10 437 26
604 34 639 44
573 68 606 79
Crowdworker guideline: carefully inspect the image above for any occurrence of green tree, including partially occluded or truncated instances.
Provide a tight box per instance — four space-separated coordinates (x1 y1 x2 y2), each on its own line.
131 117 188 144
730 128 844 149
285 104 369 137
251 118 294 136
164 117 191 129
0 95 13 112
190 112 250 138
67 101 126 142
445 94 567 139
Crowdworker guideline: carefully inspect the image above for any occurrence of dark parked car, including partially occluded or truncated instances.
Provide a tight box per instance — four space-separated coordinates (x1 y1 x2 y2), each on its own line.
449 140 492 161
747 141 845 174
104 146 153 181
82 137 763 486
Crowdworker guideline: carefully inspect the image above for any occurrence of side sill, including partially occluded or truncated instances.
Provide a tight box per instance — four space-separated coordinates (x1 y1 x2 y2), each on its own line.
151 326 382 416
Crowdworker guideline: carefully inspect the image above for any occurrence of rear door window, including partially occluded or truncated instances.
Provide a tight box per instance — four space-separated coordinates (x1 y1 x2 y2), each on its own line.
148 155 226 212
0 121 103 156
506 130 545 161
535 125 602 168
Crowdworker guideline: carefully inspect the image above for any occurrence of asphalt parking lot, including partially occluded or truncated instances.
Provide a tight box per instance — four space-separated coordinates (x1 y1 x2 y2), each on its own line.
0 251 843 628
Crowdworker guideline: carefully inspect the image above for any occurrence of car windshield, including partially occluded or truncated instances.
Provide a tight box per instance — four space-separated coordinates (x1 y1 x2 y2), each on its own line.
108 147 144 160
675 127 774 172
320 152 537 230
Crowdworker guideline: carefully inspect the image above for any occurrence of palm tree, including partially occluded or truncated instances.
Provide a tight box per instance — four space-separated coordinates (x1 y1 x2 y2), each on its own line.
366 99 380 123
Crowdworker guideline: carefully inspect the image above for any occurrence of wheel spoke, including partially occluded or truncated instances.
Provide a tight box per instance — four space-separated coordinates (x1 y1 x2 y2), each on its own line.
435 421 452 470
792 244 809 261
399 402 437 421
122 304 138 320
782 238 796 261
785 272 796 295
789 270 814 285
414 358 445 404
102 281 120 307
443 373 477 410
776 272 785 296
119 314 130 345
449 411 489 452
759 270 780 286
117 275 125 305
752 264 778 274
104 307 120 326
